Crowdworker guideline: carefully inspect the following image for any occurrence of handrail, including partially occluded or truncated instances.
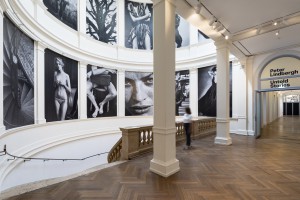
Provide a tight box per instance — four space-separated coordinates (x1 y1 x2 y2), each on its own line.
0 145 109 162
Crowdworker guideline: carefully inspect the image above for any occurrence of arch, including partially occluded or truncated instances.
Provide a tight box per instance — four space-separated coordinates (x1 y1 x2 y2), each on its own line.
256 50 300 91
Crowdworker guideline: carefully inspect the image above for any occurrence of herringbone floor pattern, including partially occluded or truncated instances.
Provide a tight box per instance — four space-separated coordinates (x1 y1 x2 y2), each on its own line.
6 116 300 200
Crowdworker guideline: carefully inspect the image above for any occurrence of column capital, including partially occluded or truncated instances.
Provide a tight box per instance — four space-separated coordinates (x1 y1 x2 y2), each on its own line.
214 39 230 50
153 0 177 7
189 67 198 74
79 61 89 67
36 41 47 51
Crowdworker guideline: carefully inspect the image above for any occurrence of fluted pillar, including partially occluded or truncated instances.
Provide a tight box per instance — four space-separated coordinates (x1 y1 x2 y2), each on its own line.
150 0 179 177
189 67 198 116
78 62 87 119
34 41 47 124
117 69 125 117
0 9 5 133
214 40 232 145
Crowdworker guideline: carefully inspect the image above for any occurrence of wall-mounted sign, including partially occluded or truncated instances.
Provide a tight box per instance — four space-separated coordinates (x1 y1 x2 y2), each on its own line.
261 57 300 79
284 95 299 102
260 57 300 90
261 77 300 89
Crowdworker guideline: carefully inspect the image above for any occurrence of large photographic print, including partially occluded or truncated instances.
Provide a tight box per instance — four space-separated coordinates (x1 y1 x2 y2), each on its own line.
124 0 153 50
43 0 77 30
175 14 189 48
175 70 190 116
125 71 153 116
45 49 78 122
198 66 216 117
87 65 117 118
86 0 117 44
3 16 34 130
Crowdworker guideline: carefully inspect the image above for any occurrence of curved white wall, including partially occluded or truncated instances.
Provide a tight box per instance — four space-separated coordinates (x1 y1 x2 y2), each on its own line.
0 0 220 195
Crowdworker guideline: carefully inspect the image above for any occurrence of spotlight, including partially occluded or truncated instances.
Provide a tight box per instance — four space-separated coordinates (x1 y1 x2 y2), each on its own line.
209 17 217 26
225 35 229 40
273 21 278 26
195 1 202 14
256 26 262 34
275 30 279 36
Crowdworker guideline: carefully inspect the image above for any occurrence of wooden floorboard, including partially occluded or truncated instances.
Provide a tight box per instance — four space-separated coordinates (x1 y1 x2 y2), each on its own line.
6 116 300 200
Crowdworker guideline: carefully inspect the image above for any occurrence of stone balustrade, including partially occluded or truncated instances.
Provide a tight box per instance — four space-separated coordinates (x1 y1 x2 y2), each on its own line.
108 118 216 163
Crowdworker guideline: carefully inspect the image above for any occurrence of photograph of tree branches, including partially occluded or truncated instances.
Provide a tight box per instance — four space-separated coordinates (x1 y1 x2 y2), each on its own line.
86 0 117 45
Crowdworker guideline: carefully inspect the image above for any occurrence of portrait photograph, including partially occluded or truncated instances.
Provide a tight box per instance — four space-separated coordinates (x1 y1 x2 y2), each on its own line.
43 0 78 30
175 14 190 48
124 0 153 50
198 65 217 117
87 65 117 118
86 0 117 45
175 70 190 116
3 16 35 130
44 49 78 122
125 71 153 116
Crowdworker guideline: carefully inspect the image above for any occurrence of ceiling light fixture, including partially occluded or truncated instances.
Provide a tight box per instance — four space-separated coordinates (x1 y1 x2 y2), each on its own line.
209 17 217 26
195 0 202 14
273 21 278 26
275 30 279 36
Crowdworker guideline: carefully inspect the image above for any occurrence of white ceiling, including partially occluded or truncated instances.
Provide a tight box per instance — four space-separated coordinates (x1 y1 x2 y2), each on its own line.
184 0 300 57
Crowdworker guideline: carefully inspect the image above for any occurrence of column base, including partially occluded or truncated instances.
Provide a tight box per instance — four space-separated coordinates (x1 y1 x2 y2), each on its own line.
35 119 46 124
150 158 180 177
214 136 232 145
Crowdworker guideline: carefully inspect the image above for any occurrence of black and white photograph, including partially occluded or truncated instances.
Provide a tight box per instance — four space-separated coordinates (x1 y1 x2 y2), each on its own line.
86 0 117 44
198 30 209 43
198 65 217 117
3 16 35 130
125 71 153 116
175 70 190 116
125 0 153 50
44 49 78 122
43 0 77 30
87 65 117 118
175 14 190 48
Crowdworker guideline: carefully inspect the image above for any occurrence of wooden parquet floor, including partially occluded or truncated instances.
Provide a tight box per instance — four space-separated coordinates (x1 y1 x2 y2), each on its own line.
6 116 300 200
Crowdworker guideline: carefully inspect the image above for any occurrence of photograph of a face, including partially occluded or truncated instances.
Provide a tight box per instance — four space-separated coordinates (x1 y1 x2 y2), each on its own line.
45 49 78 122
125 0 153 50
87 65 117 118
175 14 190 48
175 70 190 116
125 71 154 116
86 0 117 44
3 16 35 130
43 0 78 30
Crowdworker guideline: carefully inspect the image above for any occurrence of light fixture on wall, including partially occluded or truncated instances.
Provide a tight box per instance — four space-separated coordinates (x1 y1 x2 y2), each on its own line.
195 0 202 14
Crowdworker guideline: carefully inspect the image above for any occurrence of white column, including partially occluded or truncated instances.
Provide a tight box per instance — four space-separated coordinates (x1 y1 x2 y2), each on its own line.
78 62 87 119
34 41 47 124
189 68 198 116
117 68 125 117
246 56 255 136
232 59 247 135
262 92 267 127
78 0 86 47
214 40 232 145
0 10 5 133
150 0 179 177
117 0 125 47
